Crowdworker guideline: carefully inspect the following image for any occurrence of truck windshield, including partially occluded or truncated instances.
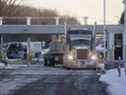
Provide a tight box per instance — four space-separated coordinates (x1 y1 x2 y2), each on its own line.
71 39 90 46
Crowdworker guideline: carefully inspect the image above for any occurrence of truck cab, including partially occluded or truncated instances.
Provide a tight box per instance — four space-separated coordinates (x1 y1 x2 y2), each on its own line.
63 29 99 69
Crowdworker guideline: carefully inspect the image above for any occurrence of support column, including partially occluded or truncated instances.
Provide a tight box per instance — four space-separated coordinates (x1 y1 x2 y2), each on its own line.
56 17 59 25
0 35 4 61
108 32 114 60
26 17 31 25
0 17 2 25
0 18 4 60
64 22 67 42
93 22 97 52
27 37 31 64
112 45 114 60
0 35 3 53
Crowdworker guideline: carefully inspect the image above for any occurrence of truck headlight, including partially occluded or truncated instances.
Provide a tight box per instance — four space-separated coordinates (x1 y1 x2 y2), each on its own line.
90 55 97 60
68 54 74 60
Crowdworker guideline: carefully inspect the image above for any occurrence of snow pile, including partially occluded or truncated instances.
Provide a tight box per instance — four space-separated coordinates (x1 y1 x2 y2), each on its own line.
0 63 5 68
100 69 126 95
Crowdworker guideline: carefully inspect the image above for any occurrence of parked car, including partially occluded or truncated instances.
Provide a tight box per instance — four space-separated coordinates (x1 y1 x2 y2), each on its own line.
7 43 27 59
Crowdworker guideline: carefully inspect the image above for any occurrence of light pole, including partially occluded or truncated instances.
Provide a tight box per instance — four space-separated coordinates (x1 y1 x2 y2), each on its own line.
103 0 106 59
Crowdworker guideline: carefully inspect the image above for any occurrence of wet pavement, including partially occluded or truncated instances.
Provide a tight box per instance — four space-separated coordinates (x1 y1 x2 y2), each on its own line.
0 65 109 95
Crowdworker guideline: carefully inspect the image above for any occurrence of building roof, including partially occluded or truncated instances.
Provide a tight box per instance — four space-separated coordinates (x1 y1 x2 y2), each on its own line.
0 25 65 34
0 24 124 34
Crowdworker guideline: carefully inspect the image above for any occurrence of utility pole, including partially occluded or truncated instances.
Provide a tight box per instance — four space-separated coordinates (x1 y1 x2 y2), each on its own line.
103 0 106 59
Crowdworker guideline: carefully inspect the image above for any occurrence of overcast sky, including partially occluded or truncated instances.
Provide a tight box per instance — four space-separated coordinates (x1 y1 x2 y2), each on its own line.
22 0 124 24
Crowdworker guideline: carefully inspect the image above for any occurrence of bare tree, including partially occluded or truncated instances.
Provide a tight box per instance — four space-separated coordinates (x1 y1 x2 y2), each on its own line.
0 0 23 16
59 15 80 25
1 0 22 5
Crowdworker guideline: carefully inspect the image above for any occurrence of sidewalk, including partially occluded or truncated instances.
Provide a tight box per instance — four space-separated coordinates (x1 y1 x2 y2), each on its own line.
100 68 126 95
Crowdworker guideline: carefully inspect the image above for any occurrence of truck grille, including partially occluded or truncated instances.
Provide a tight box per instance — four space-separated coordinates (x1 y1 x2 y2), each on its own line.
77 49 89 59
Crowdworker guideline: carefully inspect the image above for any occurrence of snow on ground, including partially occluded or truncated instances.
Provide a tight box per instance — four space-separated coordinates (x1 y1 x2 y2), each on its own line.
100 68 126 95
0 63 5 68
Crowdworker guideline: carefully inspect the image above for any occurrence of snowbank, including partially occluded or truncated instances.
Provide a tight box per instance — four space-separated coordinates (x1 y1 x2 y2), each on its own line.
0 63 5 68
100 69 126 95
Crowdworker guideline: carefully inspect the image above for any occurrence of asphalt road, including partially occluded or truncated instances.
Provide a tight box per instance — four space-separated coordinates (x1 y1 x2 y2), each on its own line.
0 65 108 95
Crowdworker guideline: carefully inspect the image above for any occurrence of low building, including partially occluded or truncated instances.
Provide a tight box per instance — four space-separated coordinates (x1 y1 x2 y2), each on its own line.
0 17 124 61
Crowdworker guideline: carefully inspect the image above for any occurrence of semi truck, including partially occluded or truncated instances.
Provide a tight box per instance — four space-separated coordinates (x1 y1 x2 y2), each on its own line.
44 28 104 70
63 29 99 69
